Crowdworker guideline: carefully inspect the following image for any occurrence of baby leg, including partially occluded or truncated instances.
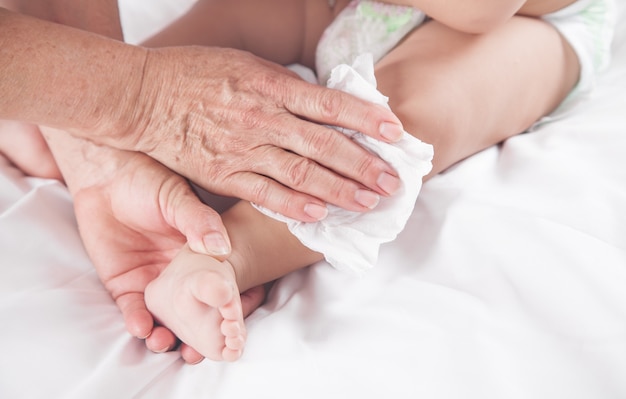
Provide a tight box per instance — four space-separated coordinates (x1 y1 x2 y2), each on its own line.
374 16 580 178
142 0 350 68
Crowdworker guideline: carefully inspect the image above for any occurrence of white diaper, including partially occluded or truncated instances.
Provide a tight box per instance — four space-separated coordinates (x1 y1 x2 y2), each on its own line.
535 0 617 125
315 0 425 85
256 54 434 274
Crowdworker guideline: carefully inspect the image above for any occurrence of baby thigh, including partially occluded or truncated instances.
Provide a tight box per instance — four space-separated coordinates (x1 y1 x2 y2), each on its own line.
228 0 350 67
145 0 343 68
375 16 580 178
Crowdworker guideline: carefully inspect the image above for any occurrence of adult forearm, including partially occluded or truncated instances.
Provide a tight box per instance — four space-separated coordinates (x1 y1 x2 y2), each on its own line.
0 8 144 145
3 0 131 190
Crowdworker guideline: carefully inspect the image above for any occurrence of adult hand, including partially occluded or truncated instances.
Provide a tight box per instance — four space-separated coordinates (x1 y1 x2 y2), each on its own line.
122 46 405 222
43 128 266 364
1 10 403 221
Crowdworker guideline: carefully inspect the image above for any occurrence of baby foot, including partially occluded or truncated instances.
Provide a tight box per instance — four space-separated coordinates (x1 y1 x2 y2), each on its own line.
0 121 62 180
145 244 246 362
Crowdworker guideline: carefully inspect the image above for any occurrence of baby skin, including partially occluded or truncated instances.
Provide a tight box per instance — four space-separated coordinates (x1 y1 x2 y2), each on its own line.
145 201 323 361
0 120 61 180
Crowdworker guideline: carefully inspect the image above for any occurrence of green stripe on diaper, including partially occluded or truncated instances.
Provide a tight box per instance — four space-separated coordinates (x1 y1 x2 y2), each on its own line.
359 2 416 33
580 0 612 70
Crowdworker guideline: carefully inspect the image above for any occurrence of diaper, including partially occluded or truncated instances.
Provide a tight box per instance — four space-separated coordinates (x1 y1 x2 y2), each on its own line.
535 0 617 125
316 0 425 85
318 0 617 126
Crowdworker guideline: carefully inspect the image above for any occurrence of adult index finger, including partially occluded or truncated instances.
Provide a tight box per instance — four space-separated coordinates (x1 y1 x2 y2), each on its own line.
284 78 405 143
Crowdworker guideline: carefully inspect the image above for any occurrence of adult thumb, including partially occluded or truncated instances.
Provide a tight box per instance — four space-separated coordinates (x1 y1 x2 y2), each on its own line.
164 183 232 259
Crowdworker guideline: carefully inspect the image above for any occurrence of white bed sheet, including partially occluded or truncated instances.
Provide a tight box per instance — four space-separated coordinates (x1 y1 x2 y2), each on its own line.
1 2 626 398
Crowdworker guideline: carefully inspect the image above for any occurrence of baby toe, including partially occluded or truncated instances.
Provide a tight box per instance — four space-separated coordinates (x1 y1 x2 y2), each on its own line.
221 318 244 337
222 347 243 362
225 333 246 351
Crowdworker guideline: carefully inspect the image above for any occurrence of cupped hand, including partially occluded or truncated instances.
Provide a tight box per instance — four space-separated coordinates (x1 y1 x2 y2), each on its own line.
43 130 266 364
125 46 404 222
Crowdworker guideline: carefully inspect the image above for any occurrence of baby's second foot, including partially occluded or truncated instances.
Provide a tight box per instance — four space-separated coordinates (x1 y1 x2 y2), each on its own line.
145 244 246 362
0 121 62 180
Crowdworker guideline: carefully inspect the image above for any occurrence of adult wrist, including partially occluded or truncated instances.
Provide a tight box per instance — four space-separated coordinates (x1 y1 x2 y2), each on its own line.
0 9 147 151
76 44 151 152
42 128 130 196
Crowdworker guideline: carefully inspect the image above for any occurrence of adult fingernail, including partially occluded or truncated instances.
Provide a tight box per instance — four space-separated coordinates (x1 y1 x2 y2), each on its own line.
377 172 401 195
379 122 404 142
203 232 231 256
190 357 205 365
355 189 380 209
154 345 170 354
304 203 328 221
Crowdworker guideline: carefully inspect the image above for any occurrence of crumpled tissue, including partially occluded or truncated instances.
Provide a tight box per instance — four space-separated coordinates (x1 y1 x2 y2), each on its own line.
255 54 433 274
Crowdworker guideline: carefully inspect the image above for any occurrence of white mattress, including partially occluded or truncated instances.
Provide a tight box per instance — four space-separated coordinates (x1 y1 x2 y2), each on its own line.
1 2 625 398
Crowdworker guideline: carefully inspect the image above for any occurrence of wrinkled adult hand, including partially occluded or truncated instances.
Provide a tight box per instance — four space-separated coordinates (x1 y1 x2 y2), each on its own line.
43 128 266 364
123 46 405 222
0 8 402 221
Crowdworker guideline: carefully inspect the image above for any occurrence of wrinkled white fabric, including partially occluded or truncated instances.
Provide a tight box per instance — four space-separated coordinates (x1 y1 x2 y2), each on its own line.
255 54 433 274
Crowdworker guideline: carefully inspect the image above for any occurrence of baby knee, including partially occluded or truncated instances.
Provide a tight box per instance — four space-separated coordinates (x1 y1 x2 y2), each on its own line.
384 81 476 177
387 82 466 146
